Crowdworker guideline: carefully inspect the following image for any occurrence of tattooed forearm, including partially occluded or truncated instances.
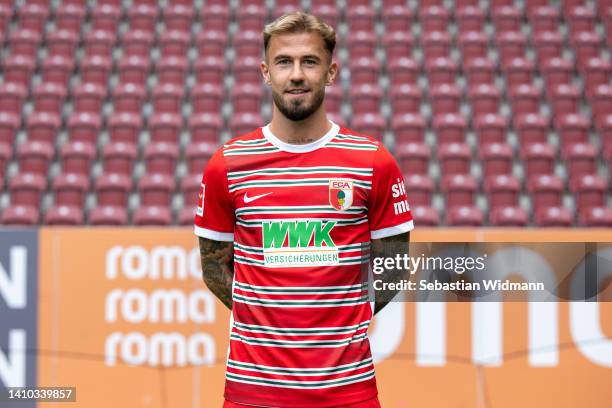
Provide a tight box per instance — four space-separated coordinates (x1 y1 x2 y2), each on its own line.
199 237 234 310
370 232 410 315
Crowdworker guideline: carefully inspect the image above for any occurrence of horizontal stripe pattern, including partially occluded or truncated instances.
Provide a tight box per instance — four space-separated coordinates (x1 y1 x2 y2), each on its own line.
234 281 368 295
227 357 372 376
226 369 375 389
227 166 373 180
228 178 372 192
235 205 366 218
229 332 368 347
232 321 370 336
235 216 369 228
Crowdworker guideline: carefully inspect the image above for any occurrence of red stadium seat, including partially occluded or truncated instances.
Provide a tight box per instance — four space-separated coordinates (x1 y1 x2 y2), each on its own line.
233 30 262 59
230 113 264 137
384 31 415 61
485 174 521 209
122 30 155 58
91 4 121 33
185 142 215 175
3 55 35 87
568 5 596 36
144 143 179 176
584 57 611 98
139 173 176 206
541 57 573 92
411 205 440 226
446 205 484 226
383 5 413 33
556 113 590 149
118 55 150 85
528 6 560 34
54 3 85 33
44 206 84 225
0 142 9 179
60 142 96 176
458 31 488 65
181 173 202 209
164 4 193 32
422 31 452 63
271 4 302 20
151 84 184 114
528 174 564 210
495 31 528 64
128 4 158 32
468 84 501 118
17 142 53 176
438 143 472 175
237 4 266 31
403 174 434 206
0 205 39 225
159 30 190 58
52 173 89 207
591 84 612 123
194 56 227 85
231 83 263 114
177 207 196 226
350 57 381 85
392 113 426 144
456 6 486 33
430 84 462 115
46 29 79 58
492 6 522 33
9 173 47 207
325 86 343 115
95 172 132 207
33 82 67 114
350 84 382 115
390 84 422 114
464 57 496 85
347 5 377 32
90 206 129 226
112 83 146 114
157 56 188 86
200 4 230 32
490 206 529 226
389 57 420 85
521 142 555 178
535 206 573 227
425 57 458 86
310 4 340 28
572 174 607 211
133 206 172 226
479 143 513 178
433 113 468 145
26 112 61 144
190 113 224 143
10 29 42 59
0 5 9 33
351 114 385 140
84 30 116 57
421 6 450 32
232 56 261 85
600 115 612 156
149 113 182 143
474 114 509 145
549 84 581 117
579 207 612 227
396 143 431 175
102 142 138 175
534 31 564 67
67 112 102 145
0 83 27 115
41 55 74 86
347 31 377 59
0 113 20 147
73 83 106 114
80 55 112 86
509 85 541 117
503 57 535 89
195 30 228 59
570 31 601 71
563 143 597 185
191 84 224 114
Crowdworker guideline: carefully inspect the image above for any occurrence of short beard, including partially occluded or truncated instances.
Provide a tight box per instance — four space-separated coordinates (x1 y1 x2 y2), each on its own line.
272 87 325 121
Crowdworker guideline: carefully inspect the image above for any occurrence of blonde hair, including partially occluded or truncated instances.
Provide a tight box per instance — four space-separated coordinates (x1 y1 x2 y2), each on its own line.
263 12 336 59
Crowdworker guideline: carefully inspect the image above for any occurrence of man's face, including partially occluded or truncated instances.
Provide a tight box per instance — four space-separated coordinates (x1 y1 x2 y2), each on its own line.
262 31 337 121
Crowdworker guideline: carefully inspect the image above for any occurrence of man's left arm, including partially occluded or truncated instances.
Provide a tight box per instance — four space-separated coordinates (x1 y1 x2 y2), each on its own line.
371 231 410 315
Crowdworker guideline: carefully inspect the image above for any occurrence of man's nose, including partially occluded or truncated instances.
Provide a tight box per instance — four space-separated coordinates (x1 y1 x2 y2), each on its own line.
289 61 305 82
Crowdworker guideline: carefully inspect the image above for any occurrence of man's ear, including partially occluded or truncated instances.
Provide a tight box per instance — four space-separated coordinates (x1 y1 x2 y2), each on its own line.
261 60 271 85
326 60 338 86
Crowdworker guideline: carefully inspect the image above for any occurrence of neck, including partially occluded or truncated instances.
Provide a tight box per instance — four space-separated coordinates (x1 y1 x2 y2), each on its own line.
268 106 332 145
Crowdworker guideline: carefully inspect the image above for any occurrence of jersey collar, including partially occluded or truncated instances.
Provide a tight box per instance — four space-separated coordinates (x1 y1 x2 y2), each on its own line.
262 120 339 153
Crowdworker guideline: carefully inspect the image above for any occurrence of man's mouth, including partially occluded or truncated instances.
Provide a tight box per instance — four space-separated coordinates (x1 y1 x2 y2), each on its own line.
286 89 309 95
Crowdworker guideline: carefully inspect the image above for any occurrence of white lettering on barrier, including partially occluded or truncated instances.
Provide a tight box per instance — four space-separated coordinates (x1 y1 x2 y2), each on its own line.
106 246 201 280
0 246 27 308
0 330 25 387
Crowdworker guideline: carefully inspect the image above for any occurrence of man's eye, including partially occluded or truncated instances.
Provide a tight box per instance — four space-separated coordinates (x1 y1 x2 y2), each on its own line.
304 60 317 65
278 60 290 65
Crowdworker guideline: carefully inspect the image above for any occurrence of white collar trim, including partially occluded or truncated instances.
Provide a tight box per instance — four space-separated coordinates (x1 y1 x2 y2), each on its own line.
262 120 339 153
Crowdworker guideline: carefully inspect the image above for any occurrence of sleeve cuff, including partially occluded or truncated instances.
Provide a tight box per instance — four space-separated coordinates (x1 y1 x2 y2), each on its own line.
194 225 234 242
370 220 414 240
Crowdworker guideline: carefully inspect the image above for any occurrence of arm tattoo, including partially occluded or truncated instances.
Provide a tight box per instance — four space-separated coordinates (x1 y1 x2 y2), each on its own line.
370 232 410 315
198 237 234 310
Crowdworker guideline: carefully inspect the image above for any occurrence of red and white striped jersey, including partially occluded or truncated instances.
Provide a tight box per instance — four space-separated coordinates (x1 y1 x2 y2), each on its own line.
194 120 413 407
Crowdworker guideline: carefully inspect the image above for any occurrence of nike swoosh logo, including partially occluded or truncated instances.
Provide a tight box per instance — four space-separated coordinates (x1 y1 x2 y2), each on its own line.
243 192 273 203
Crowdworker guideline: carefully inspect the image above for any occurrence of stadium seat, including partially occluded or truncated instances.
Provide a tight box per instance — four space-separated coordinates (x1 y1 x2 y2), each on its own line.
474 114 509 145
139 173 176 207
490 206 529 226
350 84 382 115
0 83 27 114
396 143 431 175
232 56 261 86
52 173 89 207
181 173 202 208
190 113 224 143
122 30 155 58
80 55 112 86
17 142 53 175
509 84 541 116
54 3 85 33
112 83 146 114
231 83 263 114
458 31 488 65
600 115 612 156
177 207 197 226
570 31 601 71
479 143 513 178
495 31 528 64
33 82 67 114
157 56 188 86
272 3 302 20
422 31 452 62
310 5 340 28
195 56 227 85
325 86 343 115
579 207 612 227
421 6 450 32
67 112 102 145
195 30 228 58
348 31 377 59
133 206 173 226
351 114 385 140
534 206 573 226
200 4 230 32
90 206 129 226
118 55 150 85
144 143 179 176
0 142 10 182
521 143 555 178
0 205 39 225
403 174 434 206
425 57 458 86
584 57 611 98
0 5 10 33
0 113 20 147
410 205 440 226
591 84 612 123
91 4 122 33
347 5 377 32
438 143 472 175
60 142 96 176
528 6 560 34
446 205 484 226
503 57 535 88
237 4 266 31
191 83 224 115
350 57 381 85
568 5 596 36
44 205 84 225
390 83 422 114
464 57 496 85
10 29 42 59
151 84 184 114
492 5 522 33
541 57 573 92
84 30 116 57
563 143 597 185
233 30 262 59
433 114 468 145
515 113 549 146
571 174 607 211
128 4 158 32
185 142 215 176
72 83 106 114
430 84 462 115
46 29 79 58
159 30 190 58
485 174 521 209
9 173 47 207
95 172 132 207
528 174 564 210
456 6 486 33
468 84 501 118
164 4 194 32
26 112 61 144
556 113 590 149
392 113 426 144
383 6 413 33
3 55 36 87
549 84 581 117
149 113 182 143
102 142 138 175
384 31 415 62
389 57 420 85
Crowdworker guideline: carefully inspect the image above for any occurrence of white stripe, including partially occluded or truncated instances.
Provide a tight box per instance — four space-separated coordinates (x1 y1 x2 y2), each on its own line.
227 357 373 376
230 333 368 347
232 321 370 336
227 166 373 180
194 226 234 241
233 294 368 308
226 370 375 389
370 220 415 240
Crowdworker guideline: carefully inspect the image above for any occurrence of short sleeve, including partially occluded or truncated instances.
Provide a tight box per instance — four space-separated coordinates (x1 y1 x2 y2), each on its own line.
194 148 235 241
368 144 414 239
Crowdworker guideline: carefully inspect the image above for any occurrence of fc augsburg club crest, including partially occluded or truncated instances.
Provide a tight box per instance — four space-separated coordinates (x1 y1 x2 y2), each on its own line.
329 179 354 211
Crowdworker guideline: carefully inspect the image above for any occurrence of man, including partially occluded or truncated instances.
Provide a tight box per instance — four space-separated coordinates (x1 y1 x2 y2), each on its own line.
195 12 413 408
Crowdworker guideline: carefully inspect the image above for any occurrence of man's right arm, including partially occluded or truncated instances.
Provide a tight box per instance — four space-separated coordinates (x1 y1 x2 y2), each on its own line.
199 237 234 310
